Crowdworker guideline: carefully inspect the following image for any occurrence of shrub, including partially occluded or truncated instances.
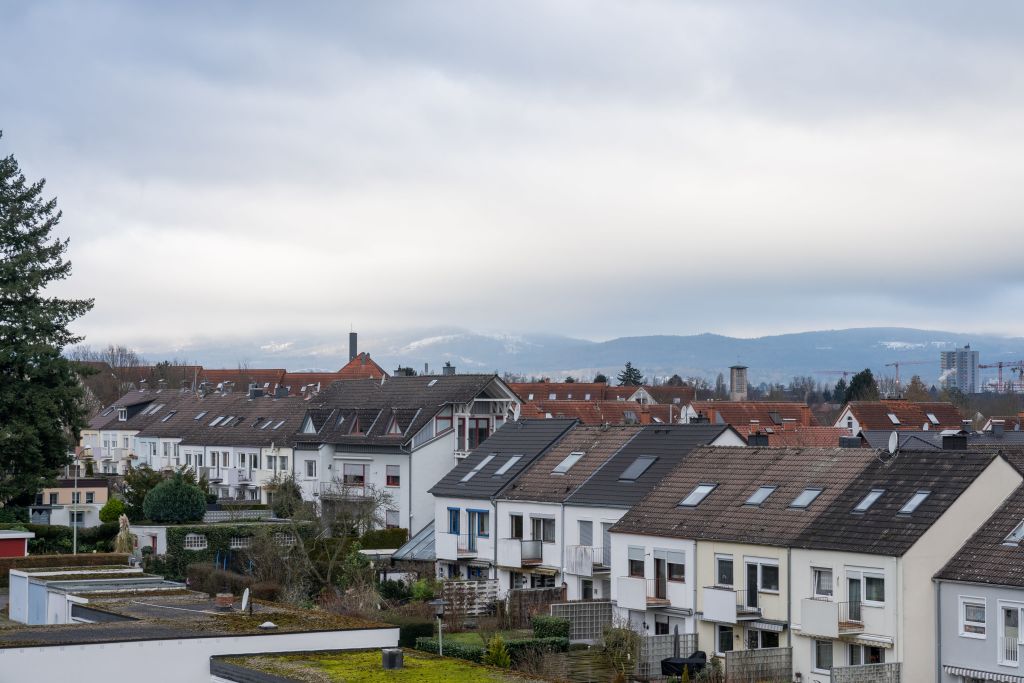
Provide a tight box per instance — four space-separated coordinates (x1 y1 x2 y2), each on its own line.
532 614 570 639
413 637 484 663
143 473 206 523
411 577 440 601
483 634 512 668
360 527 408 550
506 637 569 666
0 507 28 523
379 578 412 602
98 498 126 524
186 563 280 600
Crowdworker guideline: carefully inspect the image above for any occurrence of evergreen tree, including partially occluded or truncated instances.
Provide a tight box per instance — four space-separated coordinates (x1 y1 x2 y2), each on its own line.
845 369 880 402
0 133 93 505
903 375 930 402
832 378 848 404
593 373 608 383
616 362 643 387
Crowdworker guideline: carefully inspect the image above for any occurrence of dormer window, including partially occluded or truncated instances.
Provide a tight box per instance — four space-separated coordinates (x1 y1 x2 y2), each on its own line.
678 483 717 507
118 408 127 422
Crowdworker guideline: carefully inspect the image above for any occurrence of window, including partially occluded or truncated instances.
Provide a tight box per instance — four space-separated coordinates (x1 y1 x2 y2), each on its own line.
899 490 930 514
848 644 884 665
854 489 885 513
48 492 58 505
161 411 176 422
448 508 460 534
221 416 234 426
209 416 224 427
628 546 645 578
385 464 400 486
747 629 780 649
230 536 252 549
195 411 208 420
532 517 555 543
813 568 834 597
668 558 685 582
745 486 777 506
886 412 900 425
184 533 208 550
926 412 940 425
746 561 779 592
813 640 833 672
460 454 495 482
123 437 130 448
274 532 296 547
623 410 638 424
717 625 734 654
552 451 585 474
118 408 127 421
959 597 986 638
72 492 81 504
716 555 734 586
679 483 717 507
1004 520 1024 546
85 492 95 504
222 452 230 467
343 463 366 487
475 511 489 536
386 509 400 529
510 514 523 540
790 487 823 509
864 574 885 603
619 456 657 481
584 393 592 400
494 455 521 476
70 511 84 526
272 420 285 430
302 459 316 478
427 379 438 387
548 392 556 400
261 419 273 429
582 579 594 601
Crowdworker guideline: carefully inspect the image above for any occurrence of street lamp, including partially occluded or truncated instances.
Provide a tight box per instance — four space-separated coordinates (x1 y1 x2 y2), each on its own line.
428 599 448 656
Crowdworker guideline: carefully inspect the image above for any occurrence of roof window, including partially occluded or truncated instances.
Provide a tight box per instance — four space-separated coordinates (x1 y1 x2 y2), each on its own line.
552 451 585 474
460 454 495 482
427 379 438 387
623 410 638 425
887 413 901 425
221 416 234 427
209 416 224 427
745 485 777 506
926 412 940 425
160 411 177 423
1003 520 1024 547
853 489 885 513
493 455 522 476
195 411 208 420
898 490 930 514
790 487 823 509
678 483 717 507
618 455 657 481
272 420 285 430
261 419 274 429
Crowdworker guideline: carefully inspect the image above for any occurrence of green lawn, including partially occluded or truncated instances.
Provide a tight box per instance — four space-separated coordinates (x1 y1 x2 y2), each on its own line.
443 629 534 647
227 649 543 682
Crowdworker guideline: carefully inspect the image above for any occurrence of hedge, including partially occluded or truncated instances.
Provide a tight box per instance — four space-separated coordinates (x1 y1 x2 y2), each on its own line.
143 523 312 580
186 563 280 600
414 637 485 662
397 621 435 647
143 475 206 523
531 614 570 639
0 553 129 587
360 527 408 550
0 523 118 554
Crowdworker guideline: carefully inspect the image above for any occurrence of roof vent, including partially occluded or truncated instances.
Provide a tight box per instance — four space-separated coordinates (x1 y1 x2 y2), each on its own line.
942 434 968 450
992 420 1005 437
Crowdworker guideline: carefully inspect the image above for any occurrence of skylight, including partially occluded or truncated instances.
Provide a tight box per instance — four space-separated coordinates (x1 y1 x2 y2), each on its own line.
151 404 164 414
272 420 285 430
790 487 824 509
261 419 274 429
679 483 717 507
899 490 930 514
853 489 885 513
221 416 234 427
494 455 522 476
745 486 777 506
552 451 585 474
926 413 940 425
427 379 438 387
195 411 208 420
209 416 224 427
619 455 657 481
1003 520 1024 547
887 413 901 425
101 408 114 417
460 454 495 482
160 411 177 423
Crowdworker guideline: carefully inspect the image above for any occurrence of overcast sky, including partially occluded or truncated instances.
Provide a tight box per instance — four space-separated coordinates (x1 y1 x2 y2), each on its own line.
4 1 1024 352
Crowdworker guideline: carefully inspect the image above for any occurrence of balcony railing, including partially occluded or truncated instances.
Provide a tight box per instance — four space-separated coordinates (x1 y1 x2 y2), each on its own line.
838 600 864 633
565 545 611 576
319 483 374 498
521 539 543 565
646 577 669 606
735 590 761 616
455 533 479 556
1002 636 1020 665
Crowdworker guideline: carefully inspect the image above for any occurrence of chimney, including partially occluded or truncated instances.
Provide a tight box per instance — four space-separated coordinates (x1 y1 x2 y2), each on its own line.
248 384 264 400
839 436 862 448
639 404 652 425
424 362 429 376
961 419 973 433
156 378 167 391
747 432 770 447
942 434 968 450
992 420 1006 437
442 362 456 376
360 353 367 366
349 332 358 362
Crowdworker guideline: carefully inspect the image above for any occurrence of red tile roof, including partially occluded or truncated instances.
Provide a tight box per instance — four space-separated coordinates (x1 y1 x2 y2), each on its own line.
690 401 818 428
510 382 611 402
336 353 387 380
843 400 964 431
519 400 680 425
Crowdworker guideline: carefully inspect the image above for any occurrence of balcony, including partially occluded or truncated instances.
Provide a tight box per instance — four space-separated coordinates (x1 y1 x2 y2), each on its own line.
616 576 683 611
565 545 611 576
701 586 761 624
319 483 374 498
800 598 865 639
1001 637 1020 666
497 538 544 568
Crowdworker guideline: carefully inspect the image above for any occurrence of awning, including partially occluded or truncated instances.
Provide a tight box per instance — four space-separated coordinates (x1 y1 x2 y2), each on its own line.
497 565 558 576
746 621 786 633
944 665 1024 682
842 634 894 649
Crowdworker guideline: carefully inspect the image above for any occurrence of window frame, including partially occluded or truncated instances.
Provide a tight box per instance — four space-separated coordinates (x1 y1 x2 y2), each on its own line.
813 639 833 673
813 567 834 598
863 573 885 605
716 625 734 655
386 464 401 487
716 555 734 587
509 513 523 540
531 516 555 543
958 596 986 639
447 508 460 535
305 459 317 479
746 559 780 593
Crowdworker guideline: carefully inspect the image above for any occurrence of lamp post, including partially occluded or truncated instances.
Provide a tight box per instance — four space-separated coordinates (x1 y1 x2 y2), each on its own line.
428 599 448 656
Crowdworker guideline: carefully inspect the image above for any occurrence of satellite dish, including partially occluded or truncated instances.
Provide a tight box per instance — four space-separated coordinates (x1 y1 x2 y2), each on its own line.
241 587 250 613
887 431 899 455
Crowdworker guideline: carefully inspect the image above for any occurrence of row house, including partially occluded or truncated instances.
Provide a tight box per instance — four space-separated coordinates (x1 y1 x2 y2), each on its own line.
81 389 194 474
429 419 578 582
610 445 1022 682
293 374 520 535
509 382 694 406
834 400 964 434
519 400 685 425
31 478 111 527
686 400 819 430
936 466 1024 683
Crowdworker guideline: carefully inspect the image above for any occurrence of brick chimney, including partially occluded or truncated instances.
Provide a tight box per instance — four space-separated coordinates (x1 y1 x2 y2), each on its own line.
639 404 652 425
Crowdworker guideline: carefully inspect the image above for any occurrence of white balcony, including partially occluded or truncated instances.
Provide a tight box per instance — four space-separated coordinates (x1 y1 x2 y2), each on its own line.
565 545 611 576
800 598 866 639
498 538 545 568
437 533 492 562
1001 637 1021 666
702 586 762 624
617 577 674 610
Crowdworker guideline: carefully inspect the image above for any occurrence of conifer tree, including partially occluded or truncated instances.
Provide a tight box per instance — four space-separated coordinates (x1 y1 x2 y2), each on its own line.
0 132 94 504
616 362 643 387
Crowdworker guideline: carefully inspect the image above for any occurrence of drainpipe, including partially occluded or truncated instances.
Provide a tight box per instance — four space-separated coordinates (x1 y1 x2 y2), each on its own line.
559 502 566 594
786 547 792 647
934 579 942 683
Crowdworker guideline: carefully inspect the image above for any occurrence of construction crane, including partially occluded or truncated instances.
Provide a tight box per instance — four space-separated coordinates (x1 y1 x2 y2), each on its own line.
814 370 858 379
978 361 1024 393
883 359 932 387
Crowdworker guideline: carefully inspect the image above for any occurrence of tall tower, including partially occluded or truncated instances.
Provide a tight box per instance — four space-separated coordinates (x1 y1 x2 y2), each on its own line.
729 365 749 401
940 345 979 394
349 332 358 362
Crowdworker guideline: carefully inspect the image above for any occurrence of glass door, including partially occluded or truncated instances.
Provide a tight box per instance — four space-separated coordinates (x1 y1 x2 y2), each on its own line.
746 563 759 608
848 577 862 622
467 511 479 552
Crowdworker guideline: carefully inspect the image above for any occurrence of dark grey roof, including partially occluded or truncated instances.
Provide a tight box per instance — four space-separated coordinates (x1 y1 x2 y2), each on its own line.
429 419 577 499
134 393 309 447
566 424 735 508
392 522 436 562
295 375 516 448
860 429 1024 451
88 390 197 432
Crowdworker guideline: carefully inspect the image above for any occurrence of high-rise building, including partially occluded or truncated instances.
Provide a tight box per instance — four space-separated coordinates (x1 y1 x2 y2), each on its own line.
729 364 749 401
940 345 980 394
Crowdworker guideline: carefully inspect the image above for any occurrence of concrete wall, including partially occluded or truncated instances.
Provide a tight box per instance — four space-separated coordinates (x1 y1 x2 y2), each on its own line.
0 627 399 683
900 456 1021 683
938 581 1024 682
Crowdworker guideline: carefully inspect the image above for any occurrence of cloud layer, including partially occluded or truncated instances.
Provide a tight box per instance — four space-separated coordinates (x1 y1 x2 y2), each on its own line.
3 1 1024 346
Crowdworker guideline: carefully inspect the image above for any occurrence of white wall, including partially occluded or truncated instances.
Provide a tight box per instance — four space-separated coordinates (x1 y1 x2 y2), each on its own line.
0 627 399 683
610 531 697 636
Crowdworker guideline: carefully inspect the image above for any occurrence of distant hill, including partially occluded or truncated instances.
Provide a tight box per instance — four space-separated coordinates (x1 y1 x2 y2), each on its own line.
141 327 1024 388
